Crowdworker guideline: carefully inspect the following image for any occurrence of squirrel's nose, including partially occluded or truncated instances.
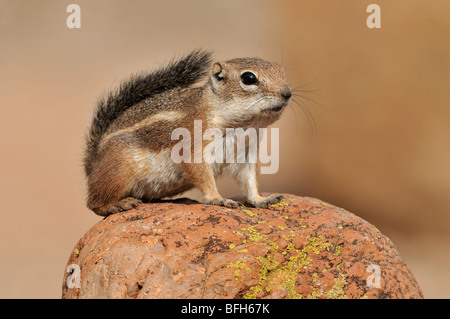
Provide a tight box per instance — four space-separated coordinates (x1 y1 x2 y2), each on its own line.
281 86 292 100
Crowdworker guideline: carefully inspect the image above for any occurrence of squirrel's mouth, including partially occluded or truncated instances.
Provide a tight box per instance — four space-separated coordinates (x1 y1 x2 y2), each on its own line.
270 106 283 113
264 105 284 114
262 98 289 115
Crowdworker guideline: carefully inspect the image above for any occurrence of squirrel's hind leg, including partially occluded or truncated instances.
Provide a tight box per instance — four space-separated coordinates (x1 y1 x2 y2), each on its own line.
93 197 143 217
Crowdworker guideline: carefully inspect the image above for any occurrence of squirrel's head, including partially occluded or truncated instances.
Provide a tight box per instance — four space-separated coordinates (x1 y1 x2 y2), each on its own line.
208 57 291 128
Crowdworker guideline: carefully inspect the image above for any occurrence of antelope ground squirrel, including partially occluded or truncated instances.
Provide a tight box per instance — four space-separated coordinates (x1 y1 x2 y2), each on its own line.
84 50 292 216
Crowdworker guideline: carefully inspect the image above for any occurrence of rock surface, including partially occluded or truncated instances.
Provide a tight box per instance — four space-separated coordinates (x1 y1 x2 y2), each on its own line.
62 194 423 299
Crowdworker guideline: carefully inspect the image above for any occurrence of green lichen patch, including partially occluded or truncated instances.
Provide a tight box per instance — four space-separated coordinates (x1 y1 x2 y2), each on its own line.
245 225 267 244
270 199 289 208
229 223 349 299
243 209 257 217
324 274 348 299
227 260 246 280
333 244 342 256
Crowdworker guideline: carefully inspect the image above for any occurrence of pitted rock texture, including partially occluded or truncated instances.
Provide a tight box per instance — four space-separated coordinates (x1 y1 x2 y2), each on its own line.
62 194 423 299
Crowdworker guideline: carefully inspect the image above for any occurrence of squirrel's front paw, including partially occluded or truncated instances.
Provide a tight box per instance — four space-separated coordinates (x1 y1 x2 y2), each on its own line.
248 194 285 208
206 198 243 208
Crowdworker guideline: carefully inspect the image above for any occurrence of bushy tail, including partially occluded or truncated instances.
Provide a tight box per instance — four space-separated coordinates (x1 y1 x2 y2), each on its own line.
84 49 213 175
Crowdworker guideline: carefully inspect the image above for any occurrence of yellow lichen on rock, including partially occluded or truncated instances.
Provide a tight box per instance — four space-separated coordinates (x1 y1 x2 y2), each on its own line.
229 223 347 299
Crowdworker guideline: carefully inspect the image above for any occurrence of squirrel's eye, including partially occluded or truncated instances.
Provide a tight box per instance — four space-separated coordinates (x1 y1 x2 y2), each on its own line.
241 72 258 85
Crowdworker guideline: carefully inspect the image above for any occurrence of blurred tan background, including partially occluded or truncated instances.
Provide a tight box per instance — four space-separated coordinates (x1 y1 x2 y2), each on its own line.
0 0 449 298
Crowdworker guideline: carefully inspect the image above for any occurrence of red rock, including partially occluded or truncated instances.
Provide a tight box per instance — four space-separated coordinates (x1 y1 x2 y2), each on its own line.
62 194 423 299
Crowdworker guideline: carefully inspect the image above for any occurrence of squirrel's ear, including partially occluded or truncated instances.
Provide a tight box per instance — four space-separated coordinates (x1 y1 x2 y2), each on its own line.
212 62 226 82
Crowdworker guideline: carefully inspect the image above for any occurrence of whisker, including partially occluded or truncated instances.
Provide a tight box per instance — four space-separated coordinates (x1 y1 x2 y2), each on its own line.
292 92 326 109
291 96 317 135
287 102 300 144
293 91 325 103
293 70 322 89
292 87 321 93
